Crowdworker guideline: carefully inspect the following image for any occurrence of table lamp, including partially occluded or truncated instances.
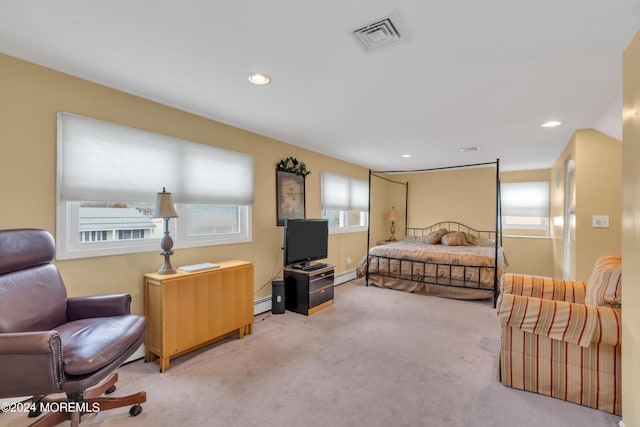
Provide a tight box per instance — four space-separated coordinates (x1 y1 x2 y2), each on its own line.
153 187 178 274
386 206 400 241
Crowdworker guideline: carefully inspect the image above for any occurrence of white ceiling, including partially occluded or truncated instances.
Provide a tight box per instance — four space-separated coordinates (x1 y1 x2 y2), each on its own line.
1 1 639 172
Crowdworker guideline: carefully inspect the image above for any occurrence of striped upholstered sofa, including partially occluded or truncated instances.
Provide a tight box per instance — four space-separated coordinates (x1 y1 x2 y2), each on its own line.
496 255 622 415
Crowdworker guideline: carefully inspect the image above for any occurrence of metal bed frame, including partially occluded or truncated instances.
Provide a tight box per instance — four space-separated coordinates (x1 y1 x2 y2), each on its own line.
365 160 503 307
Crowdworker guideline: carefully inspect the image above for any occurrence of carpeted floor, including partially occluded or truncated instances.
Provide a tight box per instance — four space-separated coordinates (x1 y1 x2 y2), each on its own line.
3 279 622 427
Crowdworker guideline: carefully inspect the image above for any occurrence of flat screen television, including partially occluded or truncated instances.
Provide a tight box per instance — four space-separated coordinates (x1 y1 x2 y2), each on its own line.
284 219 329 270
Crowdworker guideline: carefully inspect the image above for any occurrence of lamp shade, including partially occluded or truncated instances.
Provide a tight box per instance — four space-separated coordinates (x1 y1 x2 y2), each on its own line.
153 188 178 218
386 207 400 221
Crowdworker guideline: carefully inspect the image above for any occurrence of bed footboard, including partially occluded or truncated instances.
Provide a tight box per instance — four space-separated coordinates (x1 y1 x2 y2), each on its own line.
365 255 499 303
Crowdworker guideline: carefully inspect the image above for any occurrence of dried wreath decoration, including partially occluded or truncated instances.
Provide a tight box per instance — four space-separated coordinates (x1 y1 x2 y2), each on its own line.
276 157 311 177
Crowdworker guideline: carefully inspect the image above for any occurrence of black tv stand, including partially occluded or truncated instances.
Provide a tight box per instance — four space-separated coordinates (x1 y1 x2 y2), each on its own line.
284 264 335 315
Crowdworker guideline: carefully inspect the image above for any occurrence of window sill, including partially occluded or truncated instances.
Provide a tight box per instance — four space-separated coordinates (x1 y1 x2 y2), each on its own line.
328 228 367 235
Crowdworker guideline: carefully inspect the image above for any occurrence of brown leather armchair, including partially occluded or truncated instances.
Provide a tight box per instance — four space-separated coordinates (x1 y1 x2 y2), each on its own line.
0 229 147 426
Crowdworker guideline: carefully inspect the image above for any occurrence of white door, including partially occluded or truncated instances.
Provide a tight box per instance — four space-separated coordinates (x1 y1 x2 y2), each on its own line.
563 159 575 280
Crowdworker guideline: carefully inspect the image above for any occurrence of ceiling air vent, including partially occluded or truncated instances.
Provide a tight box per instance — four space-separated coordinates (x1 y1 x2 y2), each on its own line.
458 146 481 153
351 11 410 52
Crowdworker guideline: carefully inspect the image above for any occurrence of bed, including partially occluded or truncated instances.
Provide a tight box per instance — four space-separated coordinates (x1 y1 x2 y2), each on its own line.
361 160 504 306
357 221 507 303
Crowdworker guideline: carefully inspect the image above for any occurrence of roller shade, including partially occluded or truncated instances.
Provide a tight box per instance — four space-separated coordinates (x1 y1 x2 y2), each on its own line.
58 112 254 205
501 181 549 217
321 172 369 211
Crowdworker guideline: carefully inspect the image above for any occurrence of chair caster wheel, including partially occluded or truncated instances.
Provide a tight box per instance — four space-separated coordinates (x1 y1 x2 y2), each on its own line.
129 404 142 417
105 385 116 394
28 407 42 418
28 398 44 418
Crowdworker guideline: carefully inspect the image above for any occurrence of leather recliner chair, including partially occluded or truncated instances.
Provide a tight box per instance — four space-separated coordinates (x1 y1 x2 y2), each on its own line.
0 228 147 426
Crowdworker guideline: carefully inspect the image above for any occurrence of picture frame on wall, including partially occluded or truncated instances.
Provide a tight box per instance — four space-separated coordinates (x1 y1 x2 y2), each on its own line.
276 170 305 226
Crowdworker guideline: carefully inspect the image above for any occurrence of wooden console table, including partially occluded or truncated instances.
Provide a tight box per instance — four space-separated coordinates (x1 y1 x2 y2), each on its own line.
143 260 254 372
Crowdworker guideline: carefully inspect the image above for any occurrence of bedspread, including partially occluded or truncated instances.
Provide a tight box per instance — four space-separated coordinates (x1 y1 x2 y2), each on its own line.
368 240 507 270
357 240 507 300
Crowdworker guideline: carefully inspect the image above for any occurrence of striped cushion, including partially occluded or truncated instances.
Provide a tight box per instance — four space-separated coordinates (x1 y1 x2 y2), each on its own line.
501 274 587 303
585 255 622 307
497 294 597 347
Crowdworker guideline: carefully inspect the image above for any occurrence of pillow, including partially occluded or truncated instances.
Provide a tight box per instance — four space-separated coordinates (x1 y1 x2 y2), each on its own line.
441 231 468 246
464 232 479 246
403 236 420 243
424 228 448 245
585 255 622 307
477 239 496 247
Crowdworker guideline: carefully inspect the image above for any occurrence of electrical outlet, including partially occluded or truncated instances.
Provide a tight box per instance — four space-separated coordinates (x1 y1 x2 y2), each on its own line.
346 258 352 265
592 215 610 228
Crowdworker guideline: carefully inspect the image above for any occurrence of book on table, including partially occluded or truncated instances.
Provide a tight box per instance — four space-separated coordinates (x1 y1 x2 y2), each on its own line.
178 262 220 272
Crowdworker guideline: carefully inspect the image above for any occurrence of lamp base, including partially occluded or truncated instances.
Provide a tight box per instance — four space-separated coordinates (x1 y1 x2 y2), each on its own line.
157 266 176 275
157 227 176 274
157 250 176 275
389 221 397 241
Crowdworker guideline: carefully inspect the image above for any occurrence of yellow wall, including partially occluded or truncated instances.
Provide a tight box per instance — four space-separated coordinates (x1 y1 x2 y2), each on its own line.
622 29 640 427
575 130 623 279
396 167 498 230
500 236 554 276
0 53 369 313
550 130 622 280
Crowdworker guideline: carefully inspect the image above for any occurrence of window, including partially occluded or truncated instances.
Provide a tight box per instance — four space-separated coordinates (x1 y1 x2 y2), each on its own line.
56 113 254 260
177 204 251 247
184 205 240 235
501 181 550 232
320 172 369 233
117 229 145 240
80 230 107 242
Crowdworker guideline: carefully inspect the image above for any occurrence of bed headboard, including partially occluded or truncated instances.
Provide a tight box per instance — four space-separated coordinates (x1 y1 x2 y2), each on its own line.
405 221 497 241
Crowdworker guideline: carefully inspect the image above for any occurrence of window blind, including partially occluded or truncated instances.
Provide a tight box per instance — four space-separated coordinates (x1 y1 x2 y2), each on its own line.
501 181 549 217
321 172 369 211
58 113 254 205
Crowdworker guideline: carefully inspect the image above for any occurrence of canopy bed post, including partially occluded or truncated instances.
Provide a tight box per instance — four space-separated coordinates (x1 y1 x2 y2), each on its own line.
366 169 372 287
494 158 500 308
404 182 409 236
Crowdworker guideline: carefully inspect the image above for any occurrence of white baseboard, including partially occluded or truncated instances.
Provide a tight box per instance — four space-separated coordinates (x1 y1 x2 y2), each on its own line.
126 345 146 363
254 296 272 315
335 268 356 285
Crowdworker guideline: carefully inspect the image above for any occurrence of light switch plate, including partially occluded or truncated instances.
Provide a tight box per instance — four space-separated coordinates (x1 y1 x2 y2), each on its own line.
593 215 610 228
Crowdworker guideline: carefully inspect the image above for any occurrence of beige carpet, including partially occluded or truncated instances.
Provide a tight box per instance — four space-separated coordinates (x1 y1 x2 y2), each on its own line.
3 279 621 427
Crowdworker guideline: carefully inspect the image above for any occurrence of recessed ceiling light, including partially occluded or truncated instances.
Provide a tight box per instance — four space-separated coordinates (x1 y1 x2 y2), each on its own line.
248 73 271 85
541 121 562 128
458 146 480 153
401 154 412 158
